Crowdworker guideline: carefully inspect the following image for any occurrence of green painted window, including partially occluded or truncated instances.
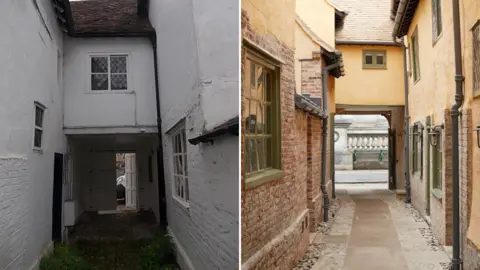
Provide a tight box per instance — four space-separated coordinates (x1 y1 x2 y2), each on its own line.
362 50 386 69
432 133 443 191
411 28 421 83
411 124 423 177
243 49 282 187
432 0 443 41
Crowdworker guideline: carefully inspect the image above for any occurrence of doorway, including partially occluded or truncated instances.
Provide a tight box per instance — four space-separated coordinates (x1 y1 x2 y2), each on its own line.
115 152 138 212
52 153 63 242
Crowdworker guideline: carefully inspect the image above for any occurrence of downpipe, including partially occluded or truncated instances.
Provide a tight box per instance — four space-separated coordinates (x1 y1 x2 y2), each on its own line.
450 0 464 268
394 37 411 204
321 62 340 222
149 33 168 228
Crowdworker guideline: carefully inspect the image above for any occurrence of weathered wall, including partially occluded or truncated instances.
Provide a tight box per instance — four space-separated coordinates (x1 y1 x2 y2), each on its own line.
405 0 455 247
149 0 239 269
296 0 335 48
295 23 321 95
0 1 65 269
63 38 157 130
335 45 405 106
460 0 480 266
241 1 312 268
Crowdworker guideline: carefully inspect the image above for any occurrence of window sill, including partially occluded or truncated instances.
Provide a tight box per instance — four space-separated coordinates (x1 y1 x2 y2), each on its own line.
86 90 134 94
245 169 282 190
473 90 480 99
172 196 190 212
432 32 443 47
33 147 43 154
362 66 387 70
431 188 443 200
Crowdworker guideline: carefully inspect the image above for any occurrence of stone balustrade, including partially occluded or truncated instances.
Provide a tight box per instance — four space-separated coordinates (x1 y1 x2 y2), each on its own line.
347 134 389 150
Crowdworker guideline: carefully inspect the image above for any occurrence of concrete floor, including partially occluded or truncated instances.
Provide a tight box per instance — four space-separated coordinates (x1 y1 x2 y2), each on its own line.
308 184 450 270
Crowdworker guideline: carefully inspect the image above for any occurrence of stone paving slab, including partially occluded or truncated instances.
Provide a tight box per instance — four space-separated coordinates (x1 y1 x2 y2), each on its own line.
295 184 451 270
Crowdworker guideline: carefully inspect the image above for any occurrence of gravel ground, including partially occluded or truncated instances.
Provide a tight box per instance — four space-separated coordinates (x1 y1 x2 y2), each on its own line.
293 199 341 270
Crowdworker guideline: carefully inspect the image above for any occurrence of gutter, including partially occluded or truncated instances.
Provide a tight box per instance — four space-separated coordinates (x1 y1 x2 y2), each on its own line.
392 0 408 38
336 40 402 46
450 0 464 268
294 94 325 118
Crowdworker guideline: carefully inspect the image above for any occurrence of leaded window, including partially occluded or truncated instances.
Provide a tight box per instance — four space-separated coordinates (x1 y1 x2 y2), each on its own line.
90 55 128 91
171 122 189 204
33 102 45 150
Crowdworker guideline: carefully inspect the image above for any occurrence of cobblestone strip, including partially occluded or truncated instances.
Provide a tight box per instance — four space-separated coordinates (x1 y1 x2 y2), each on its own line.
387 198 451 270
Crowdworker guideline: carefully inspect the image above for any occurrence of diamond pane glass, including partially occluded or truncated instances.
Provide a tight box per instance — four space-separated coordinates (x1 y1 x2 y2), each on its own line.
110 56 127 73
91 57 108 73
34 129 42 148
91 74 108 90
111 74 128 90
35 106 44 127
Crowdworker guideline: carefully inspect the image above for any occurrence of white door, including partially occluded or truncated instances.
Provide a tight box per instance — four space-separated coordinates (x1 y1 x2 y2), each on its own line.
125 153 137 209
91 151 117 211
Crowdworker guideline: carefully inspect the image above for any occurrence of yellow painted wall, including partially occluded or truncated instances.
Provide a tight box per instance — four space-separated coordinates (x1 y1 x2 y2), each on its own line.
461 0 480 248
242 0 296 48
296 0 336 48
405 0 455 126
335 45 405 106
295 24 321 94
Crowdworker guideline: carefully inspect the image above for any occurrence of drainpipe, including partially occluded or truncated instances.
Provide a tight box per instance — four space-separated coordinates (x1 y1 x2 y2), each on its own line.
392 0 411 203
149 32 168 228
321 61 340 222
394 38 411 204
450 0 464 268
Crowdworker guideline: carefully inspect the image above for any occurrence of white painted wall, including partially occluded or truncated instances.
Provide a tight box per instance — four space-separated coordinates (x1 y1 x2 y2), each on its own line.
149 1 239 269
0 1 66 269
63 38 157 130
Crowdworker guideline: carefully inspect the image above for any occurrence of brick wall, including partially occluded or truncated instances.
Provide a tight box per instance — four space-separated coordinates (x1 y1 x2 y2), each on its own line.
306 114 323 232
241 9 310 269
301 60 323 99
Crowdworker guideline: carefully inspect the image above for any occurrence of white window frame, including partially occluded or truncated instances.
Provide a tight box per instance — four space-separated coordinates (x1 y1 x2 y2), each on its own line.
170 121 189 208
33 102 46 152
88 54 129 92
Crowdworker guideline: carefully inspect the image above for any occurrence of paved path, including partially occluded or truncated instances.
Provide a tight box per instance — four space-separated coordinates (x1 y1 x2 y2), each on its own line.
335 170 388 183
303 184 450 270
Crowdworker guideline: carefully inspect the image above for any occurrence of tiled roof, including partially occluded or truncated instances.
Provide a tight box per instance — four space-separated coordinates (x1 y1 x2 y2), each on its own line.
296 15 335 53
70 0 154 36
331 0 395 43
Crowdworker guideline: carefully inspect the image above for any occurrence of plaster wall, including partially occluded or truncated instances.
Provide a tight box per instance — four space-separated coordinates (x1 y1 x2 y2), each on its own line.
335 45 405 106
242 0 296 48
149 0 239 269
460 0 480 251
405 0 455 246
0 1 65 269
63 38 157 130
296 0 336 47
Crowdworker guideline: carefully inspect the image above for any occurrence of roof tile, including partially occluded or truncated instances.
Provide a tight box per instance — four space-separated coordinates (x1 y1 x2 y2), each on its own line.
331 0 394 43
70 0 153 35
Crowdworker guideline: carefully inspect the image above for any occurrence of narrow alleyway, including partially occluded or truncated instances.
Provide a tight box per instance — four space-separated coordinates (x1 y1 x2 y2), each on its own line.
296 184 451 270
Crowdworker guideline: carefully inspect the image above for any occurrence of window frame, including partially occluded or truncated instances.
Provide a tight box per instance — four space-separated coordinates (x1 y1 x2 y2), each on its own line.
431 0 443 43
472 20 480 96
411 27 421 83
431 131 443 197
88 54 130 92
362 50 387 69
243 47 282 189
33 102 46 152
169 120 189 208
411 123 424 177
